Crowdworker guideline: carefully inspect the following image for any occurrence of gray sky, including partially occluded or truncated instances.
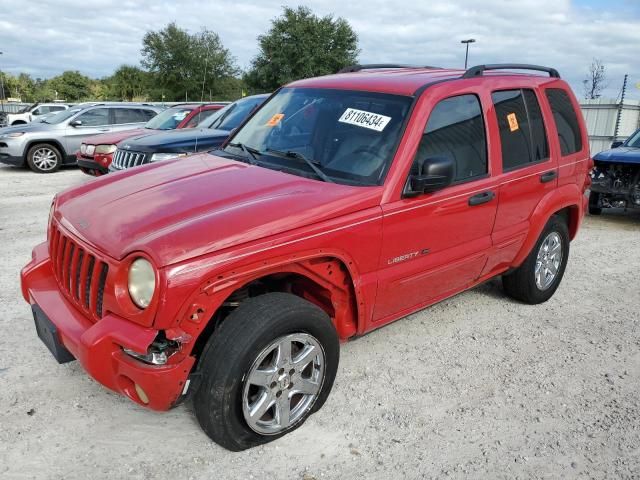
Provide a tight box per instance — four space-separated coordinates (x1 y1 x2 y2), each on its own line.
1 0 639 99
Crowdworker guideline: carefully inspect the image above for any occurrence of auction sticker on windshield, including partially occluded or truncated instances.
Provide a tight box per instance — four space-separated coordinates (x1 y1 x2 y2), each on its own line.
338 108 391 132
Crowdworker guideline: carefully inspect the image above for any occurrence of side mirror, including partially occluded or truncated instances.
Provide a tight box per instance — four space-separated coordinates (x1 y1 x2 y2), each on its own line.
405 156 455 197
611 141 624 149
70 120 82 127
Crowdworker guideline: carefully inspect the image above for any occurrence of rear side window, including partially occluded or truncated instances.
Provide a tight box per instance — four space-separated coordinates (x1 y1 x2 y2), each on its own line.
492 89 549 170
114 108 153 124
414 94 487 183
545 89 583 156
141 109 157 120
183 109 218 128
50 106 66 112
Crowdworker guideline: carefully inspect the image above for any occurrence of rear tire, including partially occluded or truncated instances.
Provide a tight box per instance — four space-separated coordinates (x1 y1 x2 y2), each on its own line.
26 143 62 173
193 292 340 451
503 215 570 304
588 192 602 215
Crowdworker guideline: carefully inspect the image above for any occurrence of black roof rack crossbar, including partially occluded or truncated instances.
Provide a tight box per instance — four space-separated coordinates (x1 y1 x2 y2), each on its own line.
462 64 560 79
338 64 438 73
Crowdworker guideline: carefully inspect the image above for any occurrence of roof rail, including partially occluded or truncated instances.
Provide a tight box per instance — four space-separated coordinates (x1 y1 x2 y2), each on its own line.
462 64 561 79
338 64 439 73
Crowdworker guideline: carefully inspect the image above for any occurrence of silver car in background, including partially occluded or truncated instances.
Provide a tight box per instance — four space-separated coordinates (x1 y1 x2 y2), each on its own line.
0 103 162 173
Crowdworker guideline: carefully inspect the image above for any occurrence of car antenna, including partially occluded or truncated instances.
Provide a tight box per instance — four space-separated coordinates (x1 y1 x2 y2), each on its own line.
194 45 211 154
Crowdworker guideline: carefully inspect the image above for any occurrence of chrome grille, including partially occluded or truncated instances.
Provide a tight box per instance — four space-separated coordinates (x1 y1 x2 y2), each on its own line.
111 149 148 170
49 225 109 322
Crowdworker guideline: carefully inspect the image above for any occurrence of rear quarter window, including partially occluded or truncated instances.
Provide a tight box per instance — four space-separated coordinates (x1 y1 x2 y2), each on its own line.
545 88 583 156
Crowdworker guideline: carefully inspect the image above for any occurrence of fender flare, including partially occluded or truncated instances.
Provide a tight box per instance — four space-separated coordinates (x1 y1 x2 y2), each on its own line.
511 184 584 267
24 138 67 159
166 247 368 359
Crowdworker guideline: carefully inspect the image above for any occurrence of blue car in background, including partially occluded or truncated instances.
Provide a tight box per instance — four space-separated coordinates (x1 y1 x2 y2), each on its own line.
109 93 270 172
590 129 640 214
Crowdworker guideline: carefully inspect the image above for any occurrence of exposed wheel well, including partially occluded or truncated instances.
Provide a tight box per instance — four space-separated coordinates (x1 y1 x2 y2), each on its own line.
24 140 66 159
11 120 27 125
554 205 580 240
190 258 359 362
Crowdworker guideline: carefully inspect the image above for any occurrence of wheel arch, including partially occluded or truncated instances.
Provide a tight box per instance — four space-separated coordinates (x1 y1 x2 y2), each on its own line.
24 138 67 159
512 184 584 267
176 254 363 366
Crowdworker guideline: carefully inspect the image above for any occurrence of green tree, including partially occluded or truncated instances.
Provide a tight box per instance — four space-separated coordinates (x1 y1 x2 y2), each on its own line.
33 78 56 102
48 70 92 101
245 6 359 91
108 65 149 101
141 22 238 101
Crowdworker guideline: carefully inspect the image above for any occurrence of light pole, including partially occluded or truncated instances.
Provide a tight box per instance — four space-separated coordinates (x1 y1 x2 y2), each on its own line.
0 51 5 114
461 39 476 69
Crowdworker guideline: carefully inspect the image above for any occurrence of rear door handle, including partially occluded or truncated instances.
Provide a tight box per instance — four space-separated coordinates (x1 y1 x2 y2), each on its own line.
468 190 495 206
540 170 557 183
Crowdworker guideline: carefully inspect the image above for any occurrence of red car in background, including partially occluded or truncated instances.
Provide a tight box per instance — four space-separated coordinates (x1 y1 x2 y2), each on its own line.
76 103 228 175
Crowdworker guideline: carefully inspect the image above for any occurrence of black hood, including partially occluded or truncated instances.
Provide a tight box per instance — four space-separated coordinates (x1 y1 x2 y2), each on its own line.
119 127 231 154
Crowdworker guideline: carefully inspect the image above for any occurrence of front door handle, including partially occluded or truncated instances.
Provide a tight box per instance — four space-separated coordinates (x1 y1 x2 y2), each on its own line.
540 170 557 183
468 190 495 206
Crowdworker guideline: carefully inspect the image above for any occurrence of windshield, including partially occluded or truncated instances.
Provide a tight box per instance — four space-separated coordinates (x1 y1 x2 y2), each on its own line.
202 97 265 131
18 103 37 114
227 88 412 186
145 107 193 130
626 130 640 148
44 108 82 124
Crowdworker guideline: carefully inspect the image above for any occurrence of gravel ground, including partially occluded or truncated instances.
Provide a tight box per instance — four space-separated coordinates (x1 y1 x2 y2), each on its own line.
1 164 639 480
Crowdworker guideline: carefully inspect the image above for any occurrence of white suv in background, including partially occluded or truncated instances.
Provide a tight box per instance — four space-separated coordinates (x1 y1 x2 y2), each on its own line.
0 103 71 126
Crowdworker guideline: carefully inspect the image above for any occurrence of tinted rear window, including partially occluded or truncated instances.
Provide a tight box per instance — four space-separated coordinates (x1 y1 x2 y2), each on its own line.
492 89 549 170
545 89 583 156
114 108 154 124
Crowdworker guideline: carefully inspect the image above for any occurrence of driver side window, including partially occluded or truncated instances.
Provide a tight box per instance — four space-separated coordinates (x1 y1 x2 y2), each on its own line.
412 94 488 183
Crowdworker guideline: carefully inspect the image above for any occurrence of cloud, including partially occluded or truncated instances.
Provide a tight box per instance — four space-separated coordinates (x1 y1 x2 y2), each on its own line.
0 0 638 99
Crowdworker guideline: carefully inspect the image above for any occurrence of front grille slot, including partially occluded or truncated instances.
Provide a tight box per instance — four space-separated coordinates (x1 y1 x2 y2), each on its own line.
84 256 95 309
74 250 84 299
112 149 148 170
96 263 109 317
49 225 109 322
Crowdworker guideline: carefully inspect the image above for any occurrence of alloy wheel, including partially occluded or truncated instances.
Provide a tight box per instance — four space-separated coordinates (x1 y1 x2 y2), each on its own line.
535 231 563 290
32 147 59 171
242 333 325 435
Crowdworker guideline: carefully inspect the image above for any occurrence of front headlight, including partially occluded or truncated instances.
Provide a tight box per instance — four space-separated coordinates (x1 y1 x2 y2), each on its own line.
128 258 156 309
0 132 25 139
86 145 96 156
80 144 87 154
150 152 186 162
95 144 117 154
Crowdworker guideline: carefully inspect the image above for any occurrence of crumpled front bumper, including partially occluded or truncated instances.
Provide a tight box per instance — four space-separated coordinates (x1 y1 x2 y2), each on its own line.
21 242 195 411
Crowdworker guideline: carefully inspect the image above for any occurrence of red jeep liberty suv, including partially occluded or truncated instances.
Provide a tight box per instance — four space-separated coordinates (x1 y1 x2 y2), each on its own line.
21 64 590 451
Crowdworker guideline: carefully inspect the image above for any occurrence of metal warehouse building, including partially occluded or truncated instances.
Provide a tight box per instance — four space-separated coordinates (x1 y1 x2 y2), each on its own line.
581 99 640 154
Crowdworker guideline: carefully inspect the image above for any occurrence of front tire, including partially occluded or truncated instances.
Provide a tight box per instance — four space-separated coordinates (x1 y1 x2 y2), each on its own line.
26 143 62 173
193 292 340 451
502 215 570 304
588 192 602 215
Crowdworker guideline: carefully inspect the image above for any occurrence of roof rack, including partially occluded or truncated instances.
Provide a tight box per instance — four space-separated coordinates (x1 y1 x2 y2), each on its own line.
462 64 560 79
338 64 439 73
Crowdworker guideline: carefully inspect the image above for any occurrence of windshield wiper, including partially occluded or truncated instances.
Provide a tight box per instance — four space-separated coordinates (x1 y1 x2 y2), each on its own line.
227 142 260 165
266 148 334 183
